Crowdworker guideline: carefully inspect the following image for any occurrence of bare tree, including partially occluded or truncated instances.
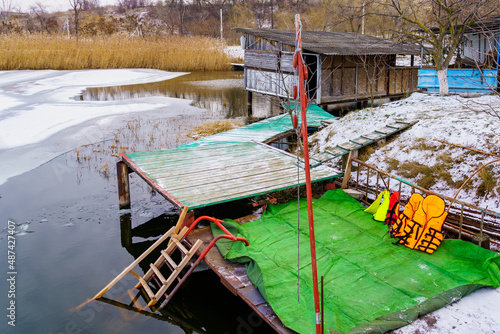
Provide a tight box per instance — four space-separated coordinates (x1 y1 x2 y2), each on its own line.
387 0 498 96
30 2 49 34
0 0 17 12
69 0 84 37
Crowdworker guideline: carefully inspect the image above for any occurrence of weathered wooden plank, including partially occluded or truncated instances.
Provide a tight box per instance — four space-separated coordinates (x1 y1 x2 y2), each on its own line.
324 147 349 157
156 161 299 191
350 136 372 145
169 166 339 208
376 126 399 134
140 155 283 177
337 141 361 151
361 132 384 140
133 145 277 171
310 152 336 162
245 49 280 71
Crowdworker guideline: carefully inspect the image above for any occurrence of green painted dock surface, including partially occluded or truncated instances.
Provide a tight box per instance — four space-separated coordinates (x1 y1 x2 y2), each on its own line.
121 104 417 210
123 104 342 209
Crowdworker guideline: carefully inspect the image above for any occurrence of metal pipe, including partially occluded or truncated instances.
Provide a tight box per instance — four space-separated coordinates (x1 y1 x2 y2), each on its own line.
480 210 485 247
321 276 324 334
366 169 370 201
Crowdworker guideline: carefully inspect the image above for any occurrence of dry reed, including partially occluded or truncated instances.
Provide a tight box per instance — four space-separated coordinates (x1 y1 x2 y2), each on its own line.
0 34 232 71
187 120 243 140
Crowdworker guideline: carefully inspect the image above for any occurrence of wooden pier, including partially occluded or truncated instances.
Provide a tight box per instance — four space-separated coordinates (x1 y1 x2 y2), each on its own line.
114 103 419 332
117 104 342 211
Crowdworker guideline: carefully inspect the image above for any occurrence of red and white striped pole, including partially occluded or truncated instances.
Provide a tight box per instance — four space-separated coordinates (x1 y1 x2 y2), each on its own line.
294 14 322 334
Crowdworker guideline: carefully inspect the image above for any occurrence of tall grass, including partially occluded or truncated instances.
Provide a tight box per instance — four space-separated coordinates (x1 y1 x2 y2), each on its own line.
0 34 232 71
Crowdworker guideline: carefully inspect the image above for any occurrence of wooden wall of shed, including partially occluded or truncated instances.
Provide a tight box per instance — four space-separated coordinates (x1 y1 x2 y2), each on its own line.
244 34 294 52
320 55 389 103
388 67 419 95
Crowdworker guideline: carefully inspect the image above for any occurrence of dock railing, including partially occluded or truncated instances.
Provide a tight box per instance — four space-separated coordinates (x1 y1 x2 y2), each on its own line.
345 158 500 249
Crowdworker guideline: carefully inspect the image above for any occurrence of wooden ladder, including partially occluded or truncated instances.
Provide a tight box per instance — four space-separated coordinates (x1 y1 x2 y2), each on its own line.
92 207 202 310
132 226 202 308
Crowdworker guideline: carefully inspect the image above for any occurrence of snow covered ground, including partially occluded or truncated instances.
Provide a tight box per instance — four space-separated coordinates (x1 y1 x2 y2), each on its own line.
312 92 500 210
0 69 498 333
0 69 193 185
311 92 500 333
225 45 245 60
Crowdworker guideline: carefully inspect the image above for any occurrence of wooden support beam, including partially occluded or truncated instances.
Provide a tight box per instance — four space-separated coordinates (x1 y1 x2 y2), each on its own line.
247 91 253 116
341 151 353 189
117 161 131 210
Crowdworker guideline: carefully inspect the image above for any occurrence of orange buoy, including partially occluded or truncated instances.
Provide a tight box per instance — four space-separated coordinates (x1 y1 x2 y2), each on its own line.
293 85 298 99
293 53 298 68
303 65 308 80
292 114 298 129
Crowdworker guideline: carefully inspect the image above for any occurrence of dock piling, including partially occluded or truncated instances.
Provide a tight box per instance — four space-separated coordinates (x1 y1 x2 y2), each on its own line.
117 161 131 210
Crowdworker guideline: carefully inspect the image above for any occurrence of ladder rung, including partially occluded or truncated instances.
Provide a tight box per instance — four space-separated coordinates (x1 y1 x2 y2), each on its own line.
149 264 168 284
161 250 178 270
127 289 144 310
176 241 189 255
150 239 203 304
137 276 156 300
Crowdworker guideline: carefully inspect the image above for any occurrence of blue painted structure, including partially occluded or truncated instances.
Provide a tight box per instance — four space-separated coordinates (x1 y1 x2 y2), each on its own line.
418 68 498 94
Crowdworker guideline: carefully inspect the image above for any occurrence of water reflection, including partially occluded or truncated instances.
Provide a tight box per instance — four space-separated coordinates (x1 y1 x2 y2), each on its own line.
79 71 283 121
0 70 282 334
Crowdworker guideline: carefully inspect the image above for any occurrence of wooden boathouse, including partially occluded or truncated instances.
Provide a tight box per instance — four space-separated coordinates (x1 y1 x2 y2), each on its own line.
235 28 422 108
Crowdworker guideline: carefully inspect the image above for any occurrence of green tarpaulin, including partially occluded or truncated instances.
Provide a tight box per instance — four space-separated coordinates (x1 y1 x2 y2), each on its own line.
212 189 500 334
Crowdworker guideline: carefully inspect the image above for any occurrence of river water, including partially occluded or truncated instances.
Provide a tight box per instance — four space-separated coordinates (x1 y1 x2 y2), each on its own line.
0 71 278 333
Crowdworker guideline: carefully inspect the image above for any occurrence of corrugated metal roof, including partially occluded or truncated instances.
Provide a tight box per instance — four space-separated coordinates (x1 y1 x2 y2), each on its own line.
235 28 422 56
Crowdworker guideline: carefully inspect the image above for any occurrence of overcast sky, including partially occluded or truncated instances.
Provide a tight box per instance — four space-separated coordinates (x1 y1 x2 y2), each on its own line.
7 0 117 12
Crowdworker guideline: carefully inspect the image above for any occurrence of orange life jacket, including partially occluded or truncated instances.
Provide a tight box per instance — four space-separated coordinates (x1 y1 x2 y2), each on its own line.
414 195 447 254
390 193 422 238
393 194 447 254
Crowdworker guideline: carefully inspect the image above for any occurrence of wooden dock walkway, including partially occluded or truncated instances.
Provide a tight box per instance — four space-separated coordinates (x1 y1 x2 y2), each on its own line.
118 104 342 210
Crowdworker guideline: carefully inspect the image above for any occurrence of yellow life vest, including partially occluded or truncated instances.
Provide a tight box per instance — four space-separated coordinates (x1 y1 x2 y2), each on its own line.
364 190 390 222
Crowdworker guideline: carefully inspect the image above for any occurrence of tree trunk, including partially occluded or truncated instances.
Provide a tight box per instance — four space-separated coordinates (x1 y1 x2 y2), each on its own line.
437 69 449 96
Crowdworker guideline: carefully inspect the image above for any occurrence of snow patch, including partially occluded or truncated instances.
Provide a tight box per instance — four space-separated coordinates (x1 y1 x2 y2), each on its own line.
0 69 191 185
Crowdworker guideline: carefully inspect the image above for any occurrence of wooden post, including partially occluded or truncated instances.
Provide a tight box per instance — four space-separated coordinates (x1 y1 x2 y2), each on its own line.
117 161 131 210
120 213 132 248
247 91 253 116
179 210 195 232
472 233 490 250
341 152 353 189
